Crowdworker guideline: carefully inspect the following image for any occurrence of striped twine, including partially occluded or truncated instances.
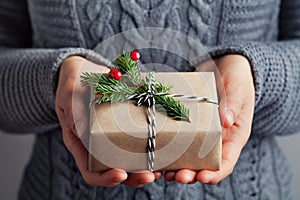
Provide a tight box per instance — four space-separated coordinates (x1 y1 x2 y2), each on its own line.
145 72 156 172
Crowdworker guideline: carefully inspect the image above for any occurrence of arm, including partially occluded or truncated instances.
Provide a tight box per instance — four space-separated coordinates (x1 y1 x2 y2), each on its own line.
0 0 109 134
1 0 160 187
210 0 300 136
165 0 300 185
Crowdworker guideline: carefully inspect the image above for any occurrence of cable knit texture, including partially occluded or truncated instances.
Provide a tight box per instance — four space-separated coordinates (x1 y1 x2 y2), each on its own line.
0 0 299 199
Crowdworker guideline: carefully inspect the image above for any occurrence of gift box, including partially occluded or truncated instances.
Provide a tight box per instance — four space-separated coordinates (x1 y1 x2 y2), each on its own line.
88 72 221 172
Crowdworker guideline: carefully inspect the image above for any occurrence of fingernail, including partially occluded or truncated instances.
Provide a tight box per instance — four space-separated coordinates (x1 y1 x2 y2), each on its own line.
225 109 234 127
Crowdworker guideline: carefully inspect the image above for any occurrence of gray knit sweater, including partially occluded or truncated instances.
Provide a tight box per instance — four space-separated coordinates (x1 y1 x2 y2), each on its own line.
0 0 300 199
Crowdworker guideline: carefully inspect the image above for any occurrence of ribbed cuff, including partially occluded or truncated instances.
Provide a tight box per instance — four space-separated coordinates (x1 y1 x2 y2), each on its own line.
47 48 110 110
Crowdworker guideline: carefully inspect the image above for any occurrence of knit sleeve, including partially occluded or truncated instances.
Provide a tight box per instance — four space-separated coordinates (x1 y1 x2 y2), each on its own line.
0 1 109 134
209 0 300 137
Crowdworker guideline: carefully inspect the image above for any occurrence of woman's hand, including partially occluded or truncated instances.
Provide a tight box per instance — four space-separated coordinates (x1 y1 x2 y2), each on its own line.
164 54 255 184
55 56 161 187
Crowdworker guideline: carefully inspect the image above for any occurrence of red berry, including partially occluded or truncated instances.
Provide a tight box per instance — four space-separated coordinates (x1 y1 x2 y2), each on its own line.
109 69 122 80
130 50 140 61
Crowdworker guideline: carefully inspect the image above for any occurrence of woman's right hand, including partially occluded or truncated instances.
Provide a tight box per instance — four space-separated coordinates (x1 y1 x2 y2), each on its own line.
55 56 161 187
164 54 255 184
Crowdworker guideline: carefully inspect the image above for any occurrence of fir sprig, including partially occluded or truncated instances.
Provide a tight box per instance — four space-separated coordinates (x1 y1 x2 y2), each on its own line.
80 72 118 87
155 96 190 122
80 51 190 122
154 82 190 122
113 52 141 84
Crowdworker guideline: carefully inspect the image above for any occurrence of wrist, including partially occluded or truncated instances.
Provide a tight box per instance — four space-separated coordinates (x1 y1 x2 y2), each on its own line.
60 56 85 69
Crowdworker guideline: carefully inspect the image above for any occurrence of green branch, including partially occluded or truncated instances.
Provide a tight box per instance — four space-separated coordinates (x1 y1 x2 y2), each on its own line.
80 51 190 122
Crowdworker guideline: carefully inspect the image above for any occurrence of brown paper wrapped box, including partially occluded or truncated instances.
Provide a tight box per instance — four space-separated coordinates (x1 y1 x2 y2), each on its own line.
88 72 222 172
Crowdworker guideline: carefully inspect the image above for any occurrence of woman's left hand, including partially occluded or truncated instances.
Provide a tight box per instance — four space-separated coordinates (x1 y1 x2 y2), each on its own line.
164 54 255 184
56 56 162 188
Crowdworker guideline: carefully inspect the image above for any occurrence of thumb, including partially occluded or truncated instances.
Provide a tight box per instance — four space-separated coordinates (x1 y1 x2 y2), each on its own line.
219 84 244 128
71 93 90 145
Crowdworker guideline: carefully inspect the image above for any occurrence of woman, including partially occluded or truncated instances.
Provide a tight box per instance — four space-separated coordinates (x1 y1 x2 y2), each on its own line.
0 0 299 199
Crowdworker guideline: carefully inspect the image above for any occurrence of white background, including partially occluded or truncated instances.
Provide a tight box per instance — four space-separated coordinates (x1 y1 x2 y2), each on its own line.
0 132 299 200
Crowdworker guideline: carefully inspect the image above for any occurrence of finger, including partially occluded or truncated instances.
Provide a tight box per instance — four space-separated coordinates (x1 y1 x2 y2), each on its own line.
57 104 128 187
197 107 254 185
219 82 244 128
197 105 253 185
194 59 242 128
62 123 128 186
217 56 254 128
55 58 128 187
164 170 198 183
174 169 197 184
56 77 89 136
154 171 163 180
164 171 176 182
122 170 155 188
71 95 90 143
196 133 241 185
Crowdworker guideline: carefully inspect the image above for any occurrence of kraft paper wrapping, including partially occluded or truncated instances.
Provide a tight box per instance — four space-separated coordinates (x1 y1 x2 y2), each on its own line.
88 72 222 172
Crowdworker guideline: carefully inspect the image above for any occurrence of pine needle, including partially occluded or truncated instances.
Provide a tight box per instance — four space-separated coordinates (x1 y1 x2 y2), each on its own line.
80 51 190 121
